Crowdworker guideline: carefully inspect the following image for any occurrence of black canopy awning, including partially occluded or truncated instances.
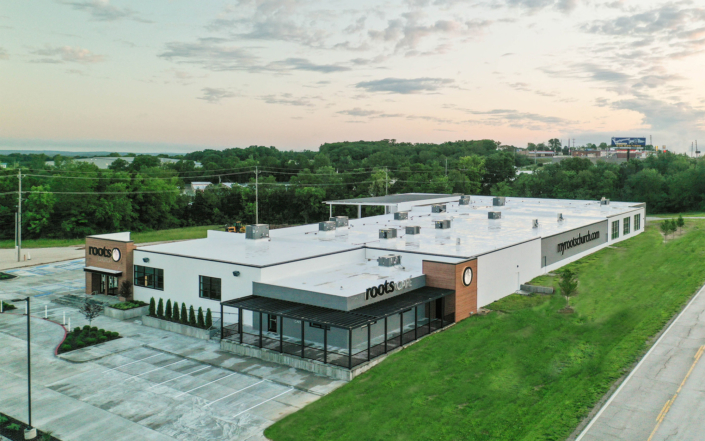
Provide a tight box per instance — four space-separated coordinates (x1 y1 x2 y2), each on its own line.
84 266 122 276
222 286 454 330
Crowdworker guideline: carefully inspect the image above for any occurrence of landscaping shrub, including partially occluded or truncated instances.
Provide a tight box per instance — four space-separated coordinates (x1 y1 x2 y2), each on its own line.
6 423 21 431
58 326 121 354
181 304 188 325
173 301 180 322
98 336 108 343
189 306 196 326
205 308 212 329
110 301 147 310
197 307 205 328
74 327 81 333
157 298 164 318
60 343 72 352
165 299 172 318
1 301 17 312
85 337 96 345
0 415 7 424
83 325 90 332
74 339 85 349
149 297 156 316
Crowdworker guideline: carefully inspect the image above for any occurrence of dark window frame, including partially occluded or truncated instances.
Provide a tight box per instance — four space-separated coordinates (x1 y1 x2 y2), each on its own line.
611 220 619 240
199 275 222 301
623 216 630 235
268 315 278 333
134 265 164 291
634 214 641 230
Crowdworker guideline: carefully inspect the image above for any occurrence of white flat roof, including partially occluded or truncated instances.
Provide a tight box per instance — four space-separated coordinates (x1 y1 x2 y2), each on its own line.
136 196 643 266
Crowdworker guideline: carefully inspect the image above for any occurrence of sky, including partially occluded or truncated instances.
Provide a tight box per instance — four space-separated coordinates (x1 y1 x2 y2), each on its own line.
1 0 704 154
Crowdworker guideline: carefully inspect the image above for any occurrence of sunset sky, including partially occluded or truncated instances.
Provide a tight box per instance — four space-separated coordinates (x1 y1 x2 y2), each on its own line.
1 0 704 153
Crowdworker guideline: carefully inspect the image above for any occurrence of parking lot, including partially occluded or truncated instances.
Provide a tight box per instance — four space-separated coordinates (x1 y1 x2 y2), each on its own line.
0 259 345 441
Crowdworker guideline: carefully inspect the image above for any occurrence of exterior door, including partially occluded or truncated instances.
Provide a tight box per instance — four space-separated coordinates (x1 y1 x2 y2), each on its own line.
107 276 119 295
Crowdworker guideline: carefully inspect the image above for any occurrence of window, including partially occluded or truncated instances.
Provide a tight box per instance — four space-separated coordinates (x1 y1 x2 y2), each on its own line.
634 214 641 231
199 276 221 301
268 315 278 333
134 265 164 290
611 220 619 240
623 216 630 235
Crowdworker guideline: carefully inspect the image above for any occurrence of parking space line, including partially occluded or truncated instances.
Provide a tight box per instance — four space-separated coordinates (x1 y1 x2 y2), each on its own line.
205 380 266 407
175 372 238 398
232 389 293 418
126 359 186 380
147 366 211 389
101 354 161 373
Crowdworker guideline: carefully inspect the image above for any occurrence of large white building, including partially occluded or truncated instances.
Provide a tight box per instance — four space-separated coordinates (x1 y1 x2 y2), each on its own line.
111 194 645 378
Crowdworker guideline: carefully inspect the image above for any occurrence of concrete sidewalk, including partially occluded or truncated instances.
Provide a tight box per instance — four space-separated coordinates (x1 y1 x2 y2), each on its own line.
576 284 705 441
0 246 84 271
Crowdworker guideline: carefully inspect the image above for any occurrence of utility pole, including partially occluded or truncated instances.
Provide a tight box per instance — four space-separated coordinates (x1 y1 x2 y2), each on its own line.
255 166 259 224
17 170 22 262
445 158 448 176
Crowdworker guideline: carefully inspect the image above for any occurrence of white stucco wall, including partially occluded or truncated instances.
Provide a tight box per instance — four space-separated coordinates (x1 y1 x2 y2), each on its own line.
476 238 542 308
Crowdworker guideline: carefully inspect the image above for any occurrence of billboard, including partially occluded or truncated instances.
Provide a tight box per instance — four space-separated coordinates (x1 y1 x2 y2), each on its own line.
611 137 646 147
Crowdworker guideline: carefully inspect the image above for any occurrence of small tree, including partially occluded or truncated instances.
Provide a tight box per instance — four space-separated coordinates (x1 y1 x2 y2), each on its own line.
205 308 213 329
189 306 196 326
157 298 164 318
558 268 579 309
149 297 156 317
173 301 180 322
677 214 685 231
118 280 133 299
165 299 172 318
669 219 678 236
79 301 104 326
181 303 188 324
197 307 205 328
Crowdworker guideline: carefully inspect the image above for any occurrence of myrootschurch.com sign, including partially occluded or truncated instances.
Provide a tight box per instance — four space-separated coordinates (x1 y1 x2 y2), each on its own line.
557 231 600 255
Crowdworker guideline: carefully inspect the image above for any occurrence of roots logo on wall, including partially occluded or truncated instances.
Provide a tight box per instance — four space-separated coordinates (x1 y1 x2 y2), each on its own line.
557 231 600 255
89 246 121 262
365 277 413 300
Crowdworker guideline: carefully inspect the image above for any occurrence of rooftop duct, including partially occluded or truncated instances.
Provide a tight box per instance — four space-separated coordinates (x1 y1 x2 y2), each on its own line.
330 216 349 227
245 224 270 240
319 221 336 231
459 195 471 206
405 225 421 235
600 197 610 205
488 212 502 220
532 219 539 228
378 254 401 267
435 219 451 229
431 204 446 213
557 213 564 222
379 228 397 239
394 211 409 220
493 197 506 206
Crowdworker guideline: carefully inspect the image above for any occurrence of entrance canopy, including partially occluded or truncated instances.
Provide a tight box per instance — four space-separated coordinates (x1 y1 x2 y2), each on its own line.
222 286 453 330
84 266 122 276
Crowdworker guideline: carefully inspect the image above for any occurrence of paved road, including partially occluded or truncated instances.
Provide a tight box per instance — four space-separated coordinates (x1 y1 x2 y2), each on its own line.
577 284 705 441
0 246 84 271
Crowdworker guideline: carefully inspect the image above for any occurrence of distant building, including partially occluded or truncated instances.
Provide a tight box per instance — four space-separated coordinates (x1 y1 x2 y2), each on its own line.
0 163 7 169
519 150 555 158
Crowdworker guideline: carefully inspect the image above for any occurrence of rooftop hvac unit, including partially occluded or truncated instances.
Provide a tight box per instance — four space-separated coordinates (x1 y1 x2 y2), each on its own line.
319 221 336 231
432 204 446 213
378 254 401 267
557 213 564 222
488 212 502 220
394 211 409 220
532 219 539 228
245 224 270 240
493 197 506 206
435 219 451 229
330 216 349 227
406 225 421 235
379 228 397 239
600 197 610 205
459 195 471 206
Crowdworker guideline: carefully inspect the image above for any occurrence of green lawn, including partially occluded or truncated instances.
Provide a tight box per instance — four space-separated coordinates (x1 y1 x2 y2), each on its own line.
649 212 705 218
0 225 221 249
265 220 705 441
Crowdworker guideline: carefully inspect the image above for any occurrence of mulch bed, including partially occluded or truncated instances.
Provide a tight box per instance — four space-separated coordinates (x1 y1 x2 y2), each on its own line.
0 412 62 441
0 272 17 281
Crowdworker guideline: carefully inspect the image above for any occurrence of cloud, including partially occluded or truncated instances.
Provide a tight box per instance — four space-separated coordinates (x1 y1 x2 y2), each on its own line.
198 88 236 103
31 45 104 63
496 0 583 13
261 93 315 107
264 58 351 73
355 77 454 94
450 107 573 129
158 39 259 72
610 95 705 131
337 108 404 118
61 0 151 23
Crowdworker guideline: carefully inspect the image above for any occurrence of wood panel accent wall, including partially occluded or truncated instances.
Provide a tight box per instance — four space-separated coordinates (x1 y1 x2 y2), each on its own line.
84 237 136 299
422 259 478 322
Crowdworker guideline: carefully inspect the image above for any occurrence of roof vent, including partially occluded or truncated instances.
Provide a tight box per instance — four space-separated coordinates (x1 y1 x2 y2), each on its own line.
557 213 564 222
394 211 409 220
406 225 421 235
600 197 610 205
379 228 397 239
431 204 446 213
435 219 451 229
378 254 401 267
319 221 336 231
532 219 539 228
245 224 270 240
488 212 502 220
493 197 506 206
330 216 348 227
459 195 471 206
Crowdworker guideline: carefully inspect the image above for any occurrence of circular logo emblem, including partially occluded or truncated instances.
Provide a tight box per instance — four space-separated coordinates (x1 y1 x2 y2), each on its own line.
462 267 473 286
111 248 121 262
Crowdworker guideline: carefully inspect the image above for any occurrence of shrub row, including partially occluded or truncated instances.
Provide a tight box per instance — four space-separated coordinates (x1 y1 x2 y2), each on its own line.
59 325 120 353
149 297 212 329
1 301 17 312
109 300 148 310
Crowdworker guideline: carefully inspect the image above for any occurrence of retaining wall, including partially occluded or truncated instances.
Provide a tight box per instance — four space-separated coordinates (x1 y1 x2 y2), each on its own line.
142 315 211 340
104 305 149 320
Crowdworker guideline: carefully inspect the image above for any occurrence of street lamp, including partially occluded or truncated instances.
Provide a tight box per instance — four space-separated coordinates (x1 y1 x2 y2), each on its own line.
11 296 35 440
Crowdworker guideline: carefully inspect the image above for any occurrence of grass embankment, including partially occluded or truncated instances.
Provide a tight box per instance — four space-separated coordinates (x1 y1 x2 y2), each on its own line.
0 225 220 249
265 220 705 441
